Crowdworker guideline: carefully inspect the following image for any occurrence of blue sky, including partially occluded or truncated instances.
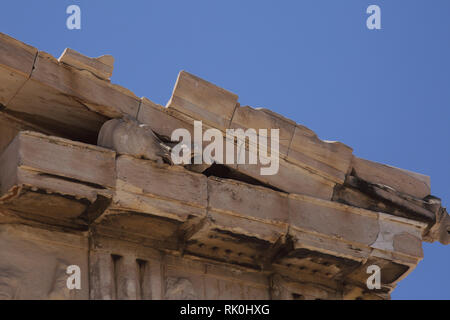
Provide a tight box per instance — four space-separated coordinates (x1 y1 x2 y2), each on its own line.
1 0 449 299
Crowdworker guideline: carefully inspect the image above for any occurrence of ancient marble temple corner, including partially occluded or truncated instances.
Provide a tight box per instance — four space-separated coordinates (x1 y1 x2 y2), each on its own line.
0 30 448 301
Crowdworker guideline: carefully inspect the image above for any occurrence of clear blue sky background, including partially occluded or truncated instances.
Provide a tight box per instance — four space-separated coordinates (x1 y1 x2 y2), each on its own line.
1 0 448 299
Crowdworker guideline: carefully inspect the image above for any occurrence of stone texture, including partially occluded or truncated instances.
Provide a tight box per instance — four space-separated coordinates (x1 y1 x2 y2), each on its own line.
237 156 336 200
0 224 88 300
287 124 353 184
351 156 431 199
58 48 114 80
0 33 37 106
167 71 238 131
230 105 296 157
